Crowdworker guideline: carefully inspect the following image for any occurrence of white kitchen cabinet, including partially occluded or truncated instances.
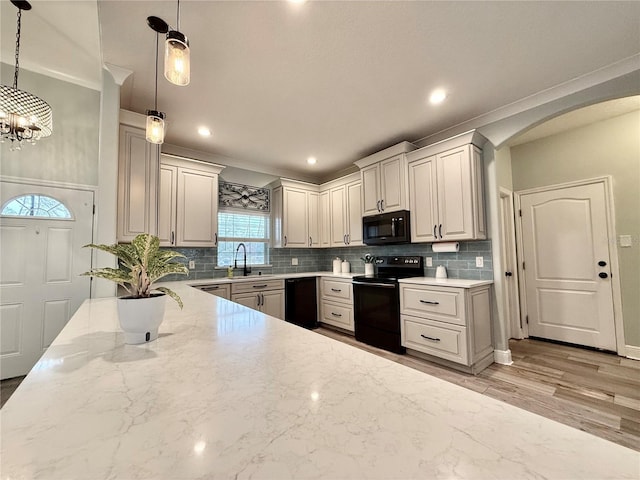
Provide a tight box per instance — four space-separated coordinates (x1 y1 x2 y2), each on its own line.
117 123 159 242
319 277 354 332
159 155 224 247
271 179 321 248
192 282 231 300
408 133 486 243
231 279 285 319
355 142 417 216
399 281 493 373
327 174 362 247
319 190 331 248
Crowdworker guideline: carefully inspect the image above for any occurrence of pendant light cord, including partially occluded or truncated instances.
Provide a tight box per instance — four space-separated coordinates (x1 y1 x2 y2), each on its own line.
13 8 22 90
176 0 180 31
154 32 159 111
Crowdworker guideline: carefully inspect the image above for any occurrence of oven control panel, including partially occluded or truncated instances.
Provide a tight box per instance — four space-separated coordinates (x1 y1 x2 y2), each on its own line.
374 256 424 269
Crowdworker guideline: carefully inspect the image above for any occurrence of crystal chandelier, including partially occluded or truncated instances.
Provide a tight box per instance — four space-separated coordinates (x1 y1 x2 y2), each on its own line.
0 1 53 151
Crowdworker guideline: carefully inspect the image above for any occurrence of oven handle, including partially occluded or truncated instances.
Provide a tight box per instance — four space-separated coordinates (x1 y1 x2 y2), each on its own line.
352 281 396 289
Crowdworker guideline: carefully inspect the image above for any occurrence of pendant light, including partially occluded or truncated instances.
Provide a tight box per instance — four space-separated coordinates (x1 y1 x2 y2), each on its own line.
0 0 53 151
165 0 190 86
146 16 169 144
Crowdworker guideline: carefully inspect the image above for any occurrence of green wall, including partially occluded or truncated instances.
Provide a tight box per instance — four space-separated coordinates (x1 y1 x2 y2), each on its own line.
511 110 640 347
0 63 101 186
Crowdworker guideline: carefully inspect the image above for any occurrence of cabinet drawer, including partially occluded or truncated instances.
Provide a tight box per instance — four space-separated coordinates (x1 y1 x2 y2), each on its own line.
400 285 464 326
320 300 354 332
321 278 352 302
401 315 468 365
193 283 230 300
231 279 284 295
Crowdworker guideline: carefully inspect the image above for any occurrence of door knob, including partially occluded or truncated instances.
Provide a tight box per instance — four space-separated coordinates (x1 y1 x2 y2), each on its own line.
505 271 513 277
598 272 608 279
598 260 607 267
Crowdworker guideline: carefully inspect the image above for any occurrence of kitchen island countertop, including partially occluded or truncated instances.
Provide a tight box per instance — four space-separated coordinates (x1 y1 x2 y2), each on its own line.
1 283 637 479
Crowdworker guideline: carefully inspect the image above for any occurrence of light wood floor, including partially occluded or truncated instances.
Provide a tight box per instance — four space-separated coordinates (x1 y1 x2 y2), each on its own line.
2 331 639 451
316 327 640 451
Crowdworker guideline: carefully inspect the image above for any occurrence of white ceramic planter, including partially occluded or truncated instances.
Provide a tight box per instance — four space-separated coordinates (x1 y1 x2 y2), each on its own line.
364 263 374 276
117 294 167 344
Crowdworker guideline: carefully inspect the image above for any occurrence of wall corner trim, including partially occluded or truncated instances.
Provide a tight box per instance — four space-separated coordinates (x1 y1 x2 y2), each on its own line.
493 349 513 365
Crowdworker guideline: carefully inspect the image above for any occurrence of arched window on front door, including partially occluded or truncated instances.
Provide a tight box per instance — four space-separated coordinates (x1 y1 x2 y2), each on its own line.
1 194 73 219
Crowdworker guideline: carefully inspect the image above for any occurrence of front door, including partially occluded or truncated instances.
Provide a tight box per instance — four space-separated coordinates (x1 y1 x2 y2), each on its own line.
519 181 616 351
0 181 94 379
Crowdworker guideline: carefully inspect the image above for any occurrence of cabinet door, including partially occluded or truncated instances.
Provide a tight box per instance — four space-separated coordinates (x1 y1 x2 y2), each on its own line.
117 125 158 242
360 164 380 216
308 192 321 248
261 290 285 320
409 155 438 242
379 155 407 212
436 146 474 241
329 186 346 246
319 190 331 248
345 181 363 246
232 292 260 311
158 164 177 246
283 188 308 247
176 167 219 247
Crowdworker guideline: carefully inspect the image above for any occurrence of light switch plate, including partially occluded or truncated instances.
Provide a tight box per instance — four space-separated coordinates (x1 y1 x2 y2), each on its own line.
426 257 433 267
619 235 632 247
475 257 484 268
291 258 298 266
188 260 195 269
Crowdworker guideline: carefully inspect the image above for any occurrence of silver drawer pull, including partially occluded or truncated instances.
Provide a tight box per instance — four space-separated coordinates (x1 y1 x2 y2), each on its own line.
252 284 268 289
331 288 342 292
420 300 440 305
201 286 220 291
331 312 342 317
420 334 441 342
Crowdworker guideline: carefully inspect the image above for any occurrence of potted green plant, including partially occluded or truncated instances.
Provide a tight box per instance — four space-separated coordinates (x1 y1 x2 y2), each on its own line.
82 233 188 344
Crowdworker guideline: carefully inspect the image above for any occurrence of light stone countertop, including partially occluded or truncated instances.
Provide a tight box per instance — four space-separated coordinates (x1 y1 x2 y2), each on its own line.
1 283 638 479
186 271 358 287
398 277 494 288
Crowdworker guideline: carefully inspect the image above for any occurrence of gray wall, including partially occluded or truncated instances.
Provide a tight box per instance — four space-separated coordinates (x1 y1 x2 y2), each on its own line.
0 63 101 186
162 241 493 281
510 110 640 347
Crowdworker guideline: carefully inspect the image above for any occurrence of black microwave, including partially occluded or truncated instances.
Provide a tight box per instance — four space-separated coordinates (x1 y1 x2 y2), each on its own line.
362 210 410 245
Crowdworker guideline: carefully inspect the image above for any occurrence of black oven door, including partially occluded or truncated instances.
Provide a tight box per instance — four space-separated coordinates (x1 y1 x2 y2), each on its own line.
353 281 405 354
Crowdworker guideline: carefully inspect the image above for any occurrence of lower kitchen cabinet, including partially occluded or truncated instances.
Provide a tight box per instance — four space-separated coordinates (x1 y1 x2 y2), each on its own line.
319 277 354 332
231 279 285 319
399 282 493 373
192 283 231 300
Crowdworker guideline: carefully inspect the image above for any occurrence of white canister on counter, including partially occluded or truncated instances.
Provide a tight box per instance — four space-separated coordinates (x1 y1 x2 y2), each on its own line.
436 265 447 279
341 261 350 273
332 257 342 274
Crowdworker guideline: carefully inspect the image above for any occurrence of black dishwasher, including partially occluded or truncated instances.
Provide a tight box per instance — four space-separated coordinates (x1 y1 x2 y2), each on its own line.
285 277 318 329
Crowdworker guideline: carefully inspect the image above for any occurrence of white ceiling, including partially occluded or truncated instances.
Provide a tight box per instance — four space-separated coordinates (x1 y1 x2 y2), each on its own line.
2 1 639 181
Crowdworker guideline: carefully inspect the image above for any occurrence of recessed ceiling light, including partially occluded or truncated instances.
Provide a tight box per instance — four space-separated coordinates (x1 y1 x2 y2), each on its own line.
198 126 211 137
429 89 447 105
307 156 317 165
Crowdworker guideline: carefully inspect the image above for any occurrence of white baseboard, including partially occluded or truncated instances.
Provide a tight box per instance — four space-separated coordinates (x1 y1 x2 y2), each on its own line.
494 349 513 365
625 345 640 360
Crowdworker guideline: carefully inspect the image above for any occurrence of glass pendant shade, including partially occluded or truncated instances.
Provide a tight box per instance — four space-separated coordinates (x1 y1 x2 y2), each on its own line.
146 110 165 144
164 30 190 86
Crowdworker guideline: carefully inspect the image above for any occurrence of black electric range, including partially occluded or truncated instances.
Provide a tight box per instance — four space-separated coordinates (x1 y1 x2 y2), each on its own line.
352 256 424 353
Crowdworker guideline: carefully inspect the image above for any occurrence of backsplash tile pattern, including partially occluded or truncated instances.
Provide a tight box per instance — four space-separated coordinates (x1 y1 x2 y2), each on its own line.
161 241 493 281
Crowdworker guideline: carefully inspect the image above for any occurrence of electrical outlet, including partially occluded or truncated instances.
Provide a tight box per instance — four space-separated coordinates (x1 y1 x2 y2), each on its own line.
188 260 195 269
426 257 433 267
291 258 298 266
475 257 484 268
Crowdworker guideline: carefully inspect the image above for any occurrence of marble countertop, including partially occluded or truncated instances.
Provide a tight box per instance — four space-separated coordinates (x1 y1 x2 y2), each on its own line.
1 283 637 479
398 277 493 288
187 271 357 286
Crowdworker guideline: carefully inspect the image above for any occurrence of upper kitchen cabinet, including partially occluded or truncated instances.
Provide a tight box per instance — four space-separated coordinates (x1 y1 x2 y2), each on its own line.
407 131 487 243
117 122 159 242
271 179 321 248
355 142 418 216
323 172 363 247
159 154 224 247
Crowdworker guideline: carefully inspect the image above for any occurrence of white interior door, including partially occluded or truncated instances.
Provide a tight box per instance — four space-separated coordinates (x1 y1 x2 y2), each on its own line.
0 182 93 379
519 181 616 351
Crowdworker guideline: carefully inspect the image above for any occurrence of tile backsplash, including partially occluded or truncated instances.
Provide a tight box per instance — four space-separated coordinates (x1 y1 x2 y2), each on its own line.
162 241 493 281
